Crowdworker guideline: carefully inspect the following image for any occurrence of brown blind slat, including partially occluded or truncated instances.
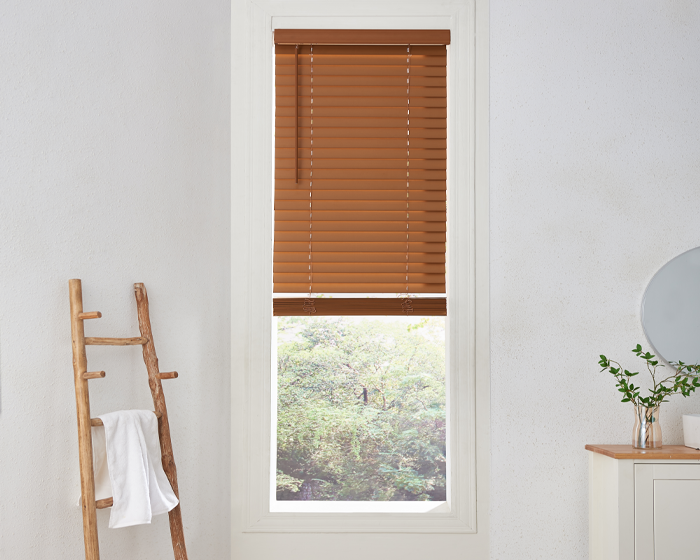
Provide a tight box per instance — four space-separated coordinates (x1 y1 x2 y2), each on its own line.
276 87 446 96
273 29 450 46
276 233 445 243
275 252 446 263
277 76 445 87
275 242 445 253
275 201 445 211
278 159 446 170
275 283 445 293
274 262 444 273
277 55 447 67
274 43 447 296
277 148 446 159
277 108 446 119
276 45 446 55
276 181 445 191
275 272 444 282
276 222 447 233
276 190 445 201
276 138 446 149
274 297 446 316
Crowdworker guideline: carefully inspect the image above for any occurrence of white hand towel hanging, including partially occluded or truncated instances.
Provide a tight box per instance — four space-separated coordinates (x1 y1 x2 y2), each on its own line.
90 424 113 503
97 409 179 529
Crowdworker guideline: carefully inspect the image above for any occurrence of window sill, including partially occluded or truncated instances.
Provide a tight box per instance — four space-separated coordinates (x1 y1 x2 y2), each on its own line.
270 500 449 514
244 504 473 533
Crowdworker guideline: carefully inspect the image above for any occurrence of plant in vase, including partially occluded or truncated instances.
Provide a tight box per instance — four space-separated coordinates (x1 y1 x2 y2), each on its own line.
598 344 700 449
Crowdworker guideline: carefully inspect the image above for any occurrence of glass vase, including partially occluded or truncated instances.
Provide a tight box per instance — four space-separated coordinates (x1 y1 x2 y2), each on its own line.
632 404 662 449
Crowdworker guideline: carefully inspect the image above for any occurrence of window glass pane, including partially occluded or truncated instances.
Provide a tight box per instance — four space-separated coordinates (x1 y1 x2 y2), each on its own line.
276 315 446 501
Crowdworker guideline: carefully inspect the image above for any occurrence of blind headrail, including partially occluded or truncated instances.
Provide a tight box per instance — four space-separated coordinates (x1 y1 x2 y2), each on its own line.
274 29 451 45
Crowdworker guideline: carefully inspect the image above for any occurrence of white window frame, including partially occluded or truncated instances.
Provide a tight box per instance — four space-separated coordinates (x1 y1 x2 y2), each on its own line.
231 0 489 536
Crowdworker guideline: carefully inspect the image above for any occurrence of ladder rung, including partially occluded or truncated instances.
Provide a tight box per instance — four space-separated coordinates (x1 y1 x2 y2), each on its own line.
158 371 178 380
85 337 147 346
95 497 113 509
78 311 102 320
82 371 106 380
90 411 162 427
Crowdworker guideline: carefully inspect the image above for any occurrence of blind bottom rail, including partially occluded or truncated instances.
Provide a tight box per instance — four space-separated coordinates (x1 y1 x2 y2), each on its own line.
273 297 446 316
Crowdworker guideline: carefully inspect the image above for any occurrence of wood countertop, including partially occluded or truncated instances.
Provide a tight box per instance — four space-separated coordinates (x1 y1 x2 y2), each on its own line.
586 444 700 460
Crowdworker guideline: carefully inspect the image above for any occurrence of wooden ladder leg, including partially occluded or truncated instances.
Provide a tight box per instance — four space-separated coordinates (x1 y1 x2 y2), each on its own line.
69 279 100 560
134 283 188 560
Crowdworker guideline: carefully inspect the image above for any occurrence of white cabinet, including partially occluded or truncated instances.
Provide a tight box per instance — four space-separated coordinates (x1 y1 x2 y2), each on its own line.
588 445 700 560
634 464 700 560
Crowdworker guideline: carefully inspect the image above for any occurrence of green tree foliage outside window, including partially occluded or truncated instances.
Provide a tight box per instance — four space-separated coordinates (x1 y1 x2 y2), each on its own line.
276 316 446 501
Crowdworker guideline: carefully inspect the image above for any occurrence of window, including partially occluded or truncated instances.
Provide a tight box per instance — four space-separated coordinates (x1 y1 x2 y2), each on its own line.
232 1 488 543
272 31 449 506
275 315 447 504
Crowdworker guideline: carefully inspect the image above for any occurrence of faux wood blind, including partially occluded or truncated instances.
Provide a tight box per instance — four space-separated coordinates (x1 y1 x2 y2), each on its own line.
273 32 448 303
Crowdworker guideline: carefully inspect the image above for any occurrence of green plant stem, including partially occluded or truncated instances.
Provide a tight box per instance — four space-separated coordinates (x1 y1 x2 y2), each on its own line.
599 345 700 410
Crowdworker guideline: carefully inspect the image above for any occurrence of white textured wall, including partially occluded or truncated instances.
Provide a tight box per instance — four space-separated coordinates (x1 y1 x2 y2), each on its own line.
3 0 700 558
0 1 230 559
491 1 700 558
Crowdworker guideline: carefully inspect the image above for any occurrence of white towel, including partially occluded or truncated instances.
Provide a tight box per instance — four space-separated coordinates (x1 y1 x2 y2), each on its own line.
91 425 113 502
95 410 179 529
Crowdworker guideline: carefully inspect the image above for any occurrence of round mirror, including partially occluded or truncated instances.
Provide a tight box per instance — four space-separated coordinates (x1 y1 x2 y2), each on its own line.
642 247 700 364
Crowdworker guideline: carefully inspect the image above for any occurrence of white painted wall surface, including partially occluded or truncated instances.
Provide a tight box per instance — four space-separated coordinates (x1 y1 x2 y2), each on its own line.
3 0 700 558
491 1 700 558
0 1 231 559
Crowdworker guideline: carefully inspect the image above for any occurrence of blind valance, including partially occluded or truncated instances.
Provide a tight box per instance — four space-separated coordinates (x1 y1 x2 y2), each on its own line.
273 29 450 45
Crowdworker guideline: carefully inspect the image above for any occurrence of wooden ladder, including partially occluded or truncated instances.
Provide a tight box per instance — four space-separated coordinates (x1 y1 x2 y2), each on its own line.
69 279 188 560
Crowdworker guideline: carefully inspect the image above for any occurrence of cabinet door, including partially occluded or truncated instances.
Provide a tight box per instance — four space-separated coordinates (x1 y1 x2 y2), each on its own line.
635 464 700 560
